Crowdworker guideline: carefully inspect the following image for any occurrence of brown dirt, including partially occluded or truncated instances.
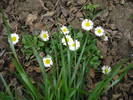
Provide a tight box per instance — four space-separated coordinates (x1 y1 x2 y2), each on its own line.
0 0 133 99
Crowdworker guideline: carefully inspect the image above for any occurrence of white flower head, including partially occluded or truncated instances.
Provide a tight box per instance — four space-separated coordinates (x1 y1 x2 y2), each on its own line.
102 65 111 74
60 26 69 34
95 26 105 37
61 35 73 46
43 56 53 68
11 33 19 45
82 19 94 31
40 30 49 41
69 40 80 51
102 35 108 41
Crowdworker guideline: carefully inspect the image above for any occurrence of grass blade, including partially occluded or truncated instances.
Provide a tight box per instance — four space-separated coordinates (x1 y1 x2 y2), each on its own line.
0 74 13 97
88 59 130 100
70 35 88 84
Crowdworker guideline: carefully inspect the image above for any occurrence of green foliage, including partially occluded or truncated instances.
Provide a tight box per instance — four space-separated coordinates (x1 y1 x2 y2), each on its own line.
88 60 133 100
84 33 101 68
0 74 13 98
83 4 105 20
1 8 133 100
0 92 13 100
0 9 41 100
21 34 45 60
83 4 99 12
29 27 101 100
69 28 101 68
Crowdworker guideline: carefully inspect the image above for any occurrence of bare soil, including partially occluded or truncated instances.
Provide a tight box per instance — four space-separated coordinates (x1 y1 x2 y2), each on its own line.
0 0 133 99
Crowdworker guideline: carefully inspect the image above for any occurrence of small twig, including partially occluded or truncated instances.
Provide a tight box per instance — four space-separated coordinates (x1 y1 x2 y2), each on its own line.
0 49 5 57
55 0 60 7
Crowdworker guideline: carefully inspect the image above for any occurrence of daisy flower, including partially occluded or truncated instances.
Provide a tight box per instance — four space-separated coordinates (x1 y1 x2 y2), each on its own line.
40 30 49 41
61 35 73 46
81 19 94 31
102 65 111 74
69 40 80 51
60 26 69 34
43 56 53 68
95 26 105 37
102 35 108 41
11 33 19 45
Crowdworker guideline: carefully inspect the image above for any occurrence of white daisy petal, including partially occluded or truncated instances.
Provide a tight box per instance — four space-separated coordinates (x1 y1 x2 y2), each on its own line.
102 65 111 74
43 56 53 68
61 35 73 46
11 33 19 45
40 30 49 41
102 66 106 70
69 40 80 51
81 19 94 31
95 26 105 37
102 35 108 41
60 26 69 34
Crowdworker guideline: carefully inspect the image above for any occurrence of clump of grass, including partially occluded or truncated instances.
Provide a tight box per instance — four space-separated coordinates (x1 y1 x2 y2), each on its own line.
83 3 107 21
0 7 133 100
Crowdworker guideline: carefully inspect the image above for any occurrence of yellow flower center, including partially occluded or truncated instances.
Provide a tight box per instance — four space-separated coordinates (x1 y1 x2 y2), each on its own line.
97 29 102 34
63 28 68 32
105 68 109 74
45 59 51 64
72 43 76 47
11 36 17 42
85 22 91 27
43 34 47 38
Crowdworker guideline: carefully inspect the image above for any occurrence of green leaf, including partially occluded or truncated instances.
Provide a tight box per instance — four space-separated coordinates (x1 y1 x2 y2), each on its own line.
38 41 44 47
0 92 13 100
83 4 99 11
22 34 33 47
76 31 83 38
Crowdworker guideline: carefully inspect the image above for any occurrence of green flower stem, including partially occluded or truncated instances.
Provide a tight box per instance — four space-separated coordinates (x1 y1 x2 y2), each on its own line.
70 35 88 84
